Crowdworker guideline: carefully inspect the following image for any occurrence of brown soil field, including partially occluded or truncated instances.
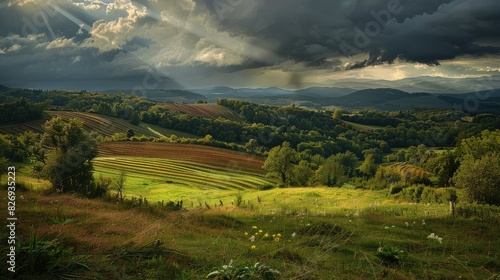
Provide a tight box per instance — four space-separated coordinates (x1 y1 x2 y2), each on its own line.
162 104 240 121
98 142 265 174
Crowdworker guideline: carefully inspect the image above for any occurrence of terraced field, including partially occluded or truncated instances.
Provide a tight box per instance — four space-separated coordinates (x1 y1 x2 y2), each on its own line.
0 111 197 138
162 103 241 121
95 142 273 201
98 142 265 172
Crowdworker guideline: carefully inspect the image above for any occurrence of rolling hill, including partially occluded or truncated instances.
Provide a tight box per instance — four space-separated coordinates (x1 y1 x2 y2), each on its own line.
101 89 207 103
0 111 197 138
160 103 241 121
95 142 273 199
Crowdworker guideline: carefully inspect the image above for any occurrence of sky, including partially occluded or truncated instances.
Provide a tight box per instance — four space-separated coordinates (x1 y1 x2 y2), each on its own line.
0 0 499 91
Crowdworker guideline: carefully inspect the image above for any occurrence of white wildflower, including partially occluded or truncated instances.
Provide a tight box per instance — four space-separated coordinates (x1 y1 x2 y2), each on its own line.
422 219 426 226
292 232 297 238
405 222 409 227
249 235 255 242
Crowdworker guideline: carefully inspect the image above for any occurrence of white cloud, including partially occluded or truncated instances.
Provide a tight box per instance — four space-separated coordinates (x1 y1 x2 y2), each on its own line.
193 38 245 67
42 37 76 49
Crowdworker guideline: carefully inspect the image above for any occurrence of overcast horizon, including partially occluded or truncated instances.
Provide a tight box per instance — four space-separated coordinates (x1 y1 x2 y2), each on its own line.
0 0 499 91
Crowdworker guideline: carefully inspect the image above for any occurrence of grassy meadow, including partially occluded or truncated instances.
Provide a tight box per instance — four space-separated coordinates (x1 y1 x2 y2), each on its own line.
2 142 499 279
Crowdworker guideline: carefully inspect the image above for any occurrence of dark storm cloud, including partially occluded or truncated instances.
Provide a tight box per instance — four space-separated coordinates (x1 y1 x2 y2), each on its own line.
1 0 499 90
199 0 500 68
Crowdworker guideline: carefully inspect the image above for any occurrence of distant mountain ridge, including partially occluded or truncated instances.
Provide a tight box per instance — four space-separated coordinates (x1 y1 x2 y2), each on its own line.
100 89 206 103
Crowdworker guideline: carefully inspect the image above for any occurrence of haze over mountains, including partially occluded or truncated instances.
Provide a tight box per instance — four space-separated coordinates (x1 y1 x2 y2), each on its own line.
89 74 500 112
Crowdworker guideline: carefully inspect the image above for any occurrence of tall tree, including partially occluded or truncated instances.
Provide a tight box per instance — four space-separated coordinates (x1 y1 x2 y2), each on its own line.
316 158 347 187
453 153 500 205
290 160 314 186
38 117 99 196
333 109 342 120
359 153 377 178
437 152 459 187
453 130 500 205
263 142 298 186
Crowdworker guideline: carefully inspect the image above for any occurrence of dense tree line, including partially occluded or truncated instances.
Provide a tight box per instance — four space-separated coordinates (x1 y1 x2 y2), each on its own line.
0 98 45 124
2 87 500 204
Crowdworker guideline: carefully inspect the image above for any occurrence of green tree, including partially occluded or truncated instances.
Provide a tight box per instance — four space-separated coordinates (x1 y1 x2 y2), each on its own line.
316 158 347 187
290 160 314 186
333 109 342 120
126 129 135 139
130 111 140 125
359 153 377 178
37 117 99 197
453 153 500 205
263 142 298 186
437 152 459 187
453 130 500 205
331 151 359 177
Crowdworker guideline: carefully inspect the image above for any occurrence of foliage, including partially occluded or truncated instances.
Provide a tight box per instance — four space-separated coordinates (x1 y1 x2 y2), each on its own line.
206 260 280 280
453 153 500 205
359 153 377 178
395 186 460 204
375 244 407 265
263 142 298 186
453 130 500 205
36 117 100 197
0 98 45 124
16 229 89 278
315 157 347 187
290 160 314 186
455 203 500 221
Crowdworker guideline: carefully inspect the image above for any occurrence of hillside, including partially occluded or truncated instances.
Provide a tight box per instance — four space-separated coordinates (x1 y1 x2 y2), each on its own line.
98 142 264 173
101 89 207 103
161 103 241 121
0 111 197 138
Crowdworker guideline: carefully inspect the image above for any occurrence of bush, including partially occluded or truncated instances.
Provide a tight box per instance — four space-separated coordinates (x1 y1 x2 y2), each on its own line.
388 183 404 195
14 229 89 278
206 260 280 280
375 244 407 266
395 186 461 204
258 184 275 191
455 203 500 221
85 175 111 198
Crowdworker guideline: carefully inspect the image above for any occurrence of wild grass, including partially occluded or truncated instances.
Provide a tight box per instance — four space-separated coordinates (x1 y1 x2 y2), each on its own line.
4 186 498 279
4 159 499 279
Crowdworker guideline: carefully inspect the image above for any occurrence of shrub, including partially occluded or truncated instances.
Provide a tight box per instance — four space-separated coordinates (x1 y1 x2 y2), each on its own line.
85 175 111 198
206 260 280 280
375 244 407 266
388 183 404 195
15 229 89 278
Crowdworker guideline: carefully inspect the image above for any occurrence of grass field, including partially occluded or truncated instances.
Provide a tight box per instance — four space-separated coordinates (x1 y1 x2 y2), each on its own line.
4 186 499 279
161 103 241 121
3 142 499 279
95 142 273 205
0 111 197 138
